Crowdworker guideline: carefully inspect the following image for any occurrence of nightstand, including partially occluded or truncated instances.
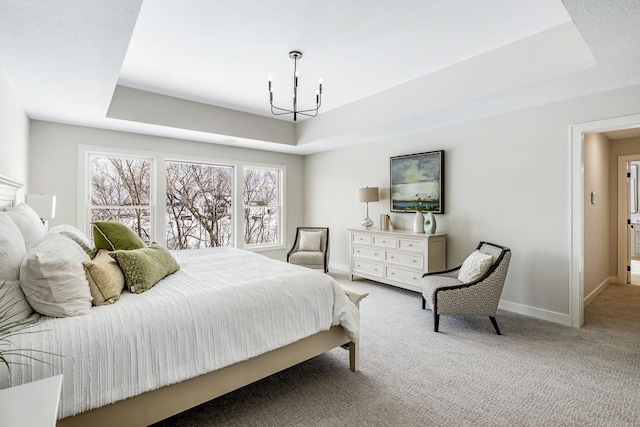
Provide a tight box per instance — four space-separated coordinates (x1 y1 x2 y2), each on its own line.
0 375 63 427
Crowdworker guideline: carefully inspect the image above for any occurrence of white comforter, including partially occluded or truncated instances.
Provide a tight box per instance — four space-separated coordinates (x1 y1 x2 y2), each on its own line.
1 247 359 419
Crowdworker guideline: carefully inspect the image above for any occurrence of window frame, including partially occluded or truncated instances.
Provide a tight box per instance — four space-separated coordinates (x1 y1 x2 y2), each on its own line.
242 165 284 250
78 145 287 252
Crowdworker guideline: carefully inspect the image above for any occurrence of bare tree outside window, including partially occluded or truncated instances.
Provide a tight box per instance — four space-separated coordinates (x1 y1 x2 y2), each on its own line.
88 153 283 250
166 161 233 250
90 155 151 243
244 168 280 245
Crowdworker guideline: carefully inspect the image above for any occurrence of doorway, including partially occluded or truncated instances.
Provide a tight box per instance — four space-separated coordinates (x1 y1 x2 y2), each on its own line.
571 114 640 328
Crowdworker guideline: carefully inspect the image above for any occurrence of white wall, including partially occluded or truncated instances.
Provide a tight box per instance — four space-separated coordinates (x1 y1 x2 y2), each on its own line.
583 133 610 302
306 84 640 324
28 121 306 260
0 67 29 196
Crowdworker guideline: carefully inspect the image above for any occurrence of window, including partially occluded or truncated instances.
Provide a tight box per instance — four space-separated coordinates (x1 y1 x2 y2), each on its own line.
81 146 286 251
165 161 233 250
243 167 281 245
89 155 152 243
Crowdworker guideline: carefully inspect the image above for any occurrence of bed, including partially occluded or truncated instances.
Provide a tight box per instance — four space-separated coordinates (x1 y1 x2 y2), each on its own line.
0 175 363 427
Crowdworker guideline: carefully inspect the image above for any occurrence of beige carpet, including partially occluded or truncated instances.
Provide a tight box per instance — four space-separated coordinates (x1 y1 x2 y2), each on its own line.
155 276 640 427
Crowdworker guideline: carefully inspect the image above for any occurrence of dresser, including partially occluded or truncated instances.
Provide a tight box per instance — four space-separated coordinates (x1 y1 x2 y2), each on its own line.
348 228 447 292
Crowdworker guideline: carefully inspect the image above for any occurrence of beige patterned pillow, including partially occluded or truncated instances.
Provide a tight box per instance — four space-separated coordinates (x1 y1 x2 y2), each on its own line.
298 230 322 251
458 250 493 283
83 249 125 305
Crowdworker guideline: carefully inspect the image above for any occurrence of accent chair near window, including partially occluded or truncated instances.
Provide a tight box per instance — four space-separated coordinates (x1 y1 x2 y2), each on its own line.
287 227 330 273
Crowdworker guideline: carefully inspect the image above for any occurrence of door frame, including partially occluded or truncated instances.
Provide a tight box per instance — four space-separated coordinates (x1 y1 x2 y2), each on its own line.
571 113 640 327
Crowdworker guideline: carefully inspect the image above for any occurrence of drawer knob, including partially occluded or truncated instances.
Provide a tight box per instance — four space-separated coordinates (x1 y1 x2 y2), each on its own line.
409 244 413 247
412 260 416 263
390 256 395 259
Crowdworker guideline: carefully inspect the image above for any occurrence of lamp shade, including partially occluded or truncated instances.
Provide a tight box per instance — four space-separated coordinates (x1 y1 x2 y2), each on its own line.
357 187 379 203
25 194 56 220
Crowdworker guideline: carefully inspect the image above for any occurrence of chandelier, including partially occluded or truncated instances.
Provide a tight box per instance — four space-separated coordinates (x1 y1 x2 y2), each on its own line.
268 50 322 122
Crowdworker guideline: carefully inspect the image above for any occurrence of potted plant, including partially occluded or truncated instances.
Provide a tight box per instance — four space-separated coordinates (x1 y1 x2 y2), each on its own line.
0 282 51 371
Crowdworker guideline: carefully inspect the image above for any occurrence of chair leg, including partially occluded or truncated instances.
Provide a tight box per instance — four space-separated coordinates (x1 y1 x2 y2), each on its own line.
489 316 501 335
421 296 426 310
434 313 440 332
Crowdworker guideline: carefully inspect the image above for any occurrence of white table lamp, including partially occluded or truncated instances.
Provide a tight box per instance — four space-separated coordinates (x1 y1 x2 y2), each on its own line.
357 187 379 229
25 194 56 224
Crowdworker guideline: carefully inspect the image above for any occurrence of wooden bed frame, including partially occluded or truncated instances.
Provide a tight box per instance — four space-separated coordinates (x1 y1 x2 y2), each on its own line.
58 325 360 427
58 290 366 426
0 174 367 426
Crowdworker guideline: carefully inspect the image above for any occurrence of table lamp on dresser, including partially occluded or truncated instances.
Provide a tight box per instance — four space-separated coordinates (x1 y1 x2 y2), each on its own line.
356 187 378 229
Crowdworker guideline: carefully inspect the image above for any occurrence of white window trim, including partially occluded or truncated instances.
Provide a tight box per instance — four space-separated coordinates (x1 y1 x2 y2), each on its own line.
240 165 285 252
77 145 287 251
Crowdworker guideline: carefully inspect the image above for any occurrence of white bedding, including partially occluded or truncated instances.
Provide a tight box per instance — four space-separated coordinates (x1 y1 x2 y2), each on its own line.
0 247 359 419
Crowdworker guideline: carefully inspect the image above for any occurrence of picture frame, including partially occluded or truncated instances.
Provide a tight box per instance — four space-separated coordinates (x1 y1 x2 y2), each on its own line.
390 150 444 214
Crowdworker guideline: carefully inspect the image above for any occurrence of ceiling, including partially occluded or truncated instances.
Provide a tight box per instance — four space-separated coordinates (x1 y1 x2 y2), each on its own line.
1 0 639 154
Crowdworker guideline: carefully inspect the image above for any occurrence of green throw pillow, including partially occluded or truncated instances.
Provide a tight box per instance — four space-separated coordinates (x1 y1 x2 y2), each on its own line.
92 220 146 251
109 243 180 294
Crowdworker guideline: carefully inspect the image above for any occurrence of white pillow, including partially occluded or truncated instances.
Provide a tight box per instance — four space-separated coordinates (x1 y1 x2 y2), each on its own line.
4 203 47 251
49 224 96 257
0 213 33 328
458 250 493 283
20 233 93 317
298 230 323 251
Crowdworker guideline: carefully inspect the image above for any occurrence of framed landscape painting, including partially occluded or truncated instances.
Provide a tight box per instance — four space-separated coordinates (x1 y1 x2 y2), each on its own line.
390 150 444 214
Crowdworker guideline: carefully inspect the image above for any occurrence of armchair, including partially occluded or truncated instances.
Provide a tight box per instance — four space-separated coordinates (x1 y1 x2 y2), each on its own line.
421 242 511 334
286 227 330 273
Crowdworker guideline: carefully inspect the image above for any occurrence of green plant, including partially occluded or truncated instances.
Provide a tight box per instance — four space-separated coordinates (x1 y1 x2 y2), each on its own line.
0 282 54 371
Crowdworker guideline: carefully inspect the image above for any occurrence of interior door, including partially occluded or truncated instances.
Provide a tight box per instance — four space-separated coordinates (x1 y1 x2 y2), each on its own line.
628 162 640 284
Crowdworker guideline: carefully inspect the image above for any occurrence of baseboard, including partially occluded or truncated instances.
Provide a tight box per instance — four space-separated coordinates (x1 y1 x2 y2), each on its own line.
329 262 349 274
583 277 611 308
332 261 572 326
498 299 571 326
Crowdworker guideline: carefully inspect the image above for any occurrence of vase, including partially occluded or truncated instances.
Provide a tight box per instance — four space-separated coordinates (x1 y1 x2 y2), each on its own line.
413 211 425 233
424 212 436 234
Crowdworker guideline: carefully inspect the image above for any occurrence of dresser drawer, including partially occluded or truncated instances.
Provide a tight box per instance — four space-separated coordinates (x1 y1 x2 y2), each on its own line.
352 233 372 245
386 266 423 287
397 237 424 253
372 235 396 248
352 245 383 261
385 251 423 269
352 259 383 278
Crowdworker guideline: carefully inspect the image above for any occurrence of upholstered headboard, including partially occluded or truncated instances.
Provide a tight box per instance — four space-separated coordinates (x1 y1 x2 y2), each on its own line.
0 174 23 209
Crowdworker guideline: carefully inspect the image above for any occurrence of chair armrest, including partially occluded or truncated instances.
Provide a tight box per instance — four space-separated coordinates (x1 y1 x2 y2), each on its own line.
422 265 461 278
